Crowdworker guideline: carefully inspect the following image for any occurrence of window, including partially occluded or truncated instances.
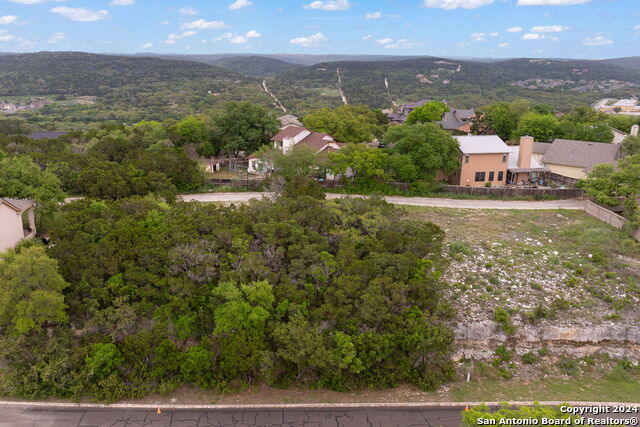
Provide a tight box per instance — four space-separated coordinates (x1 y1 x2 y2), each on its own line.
498 171 504 181
502 154 507 163
474 172 486 182
489 171 495 181
465 155 470 164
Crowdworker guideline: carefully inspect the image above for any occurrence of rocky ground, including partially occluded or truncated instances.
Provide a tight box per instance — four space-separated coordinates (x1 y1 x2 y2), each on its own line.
405 206 640 377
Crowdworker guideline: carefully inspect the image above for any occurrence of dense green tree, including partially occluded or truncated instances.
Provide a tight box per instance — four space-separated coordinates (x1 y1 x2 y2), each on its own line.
622 135 640 156
383 124 460 181
473 101 523 141
303 105 385 143
0 155 65 215
405 101 449 125
327 143 389 181
171 115 209 147
0 246 69 334
557 120 613 143
214 101 279 157
512 112 560 142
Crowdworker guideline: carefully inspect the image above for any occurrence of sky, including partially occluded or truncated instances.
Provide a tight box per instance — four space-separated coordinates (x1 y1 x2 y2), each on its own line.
0 0 638 59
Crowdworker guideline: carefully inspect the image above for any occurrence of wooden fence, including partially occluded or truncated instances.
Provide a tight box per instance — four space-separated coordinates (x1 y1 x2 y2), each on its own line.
584 200 640 241
584 200 628 229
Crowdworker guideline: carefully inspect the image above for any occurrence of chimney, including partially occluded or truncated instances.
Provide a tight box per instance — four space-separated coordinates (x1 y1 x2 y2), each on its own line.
518 135 534 169
631 124 639 137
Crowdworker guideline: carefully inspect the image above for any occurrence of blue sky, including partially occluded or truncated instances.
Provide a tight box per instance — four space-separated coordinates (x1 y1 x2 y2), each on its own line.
0 0 638 59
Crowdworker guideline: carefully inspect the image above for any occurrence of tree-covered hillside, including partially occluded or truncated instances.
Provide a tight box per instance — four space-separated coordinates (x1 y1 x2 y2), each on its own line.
269 57 640 114
213 56 303 76
0 52 242 96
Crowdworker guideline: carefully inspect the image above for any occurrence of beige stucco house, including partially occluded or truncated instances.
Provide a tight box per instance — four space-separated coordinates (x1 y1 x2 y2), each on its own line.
0 198 36 253
448 135 510 186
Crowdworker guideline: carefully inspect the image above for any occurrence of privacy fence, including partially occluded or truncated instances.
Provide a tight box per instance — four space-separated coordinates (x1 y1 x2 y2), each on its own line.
584 200 640 241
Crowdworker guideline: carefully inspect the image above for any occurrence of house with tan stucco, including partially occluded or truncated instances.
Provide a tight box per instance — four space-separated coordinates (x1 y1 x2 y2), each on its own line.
447 135 548 187
0 198 37 253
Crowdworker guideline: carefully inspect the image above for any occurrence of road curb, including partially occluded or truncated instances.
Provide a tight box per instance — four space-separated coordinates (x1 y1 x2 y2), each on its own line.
0 401 637 410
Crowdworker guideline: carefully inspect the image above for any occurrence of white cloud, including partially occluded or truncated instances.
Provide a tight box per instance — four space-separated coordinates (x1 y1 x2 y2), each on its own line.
531 25 568 32
181 19 227 30
229 0 252 10
361 34 372 40
376 37 417 49
213 30 260 44
506 26 523 33
498 42 509 47
365 11 382 19
304 0 351 11
212 32 234 41
517 0 590 4
583 36 613 46
179 7 198 16
522 33 544 40
634 25 640 31
289 32 328 46
161 20 171 25
141 42 153 49
0 31 17 42
110 0 134 5
470 32 486 42
422 0 496 10
51 7 109 22
0 16 18 25
489 32 499 36
164 30 197 44
47 32 66 44
8 0 62 3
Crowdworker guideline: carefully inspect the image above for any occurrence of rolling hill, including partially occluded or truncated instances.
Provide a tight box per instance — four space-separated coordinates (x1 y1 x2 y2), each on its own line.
0 51 243 96
268 56 640 113
601 57 640 71
3 52 640 125
212 55 303 76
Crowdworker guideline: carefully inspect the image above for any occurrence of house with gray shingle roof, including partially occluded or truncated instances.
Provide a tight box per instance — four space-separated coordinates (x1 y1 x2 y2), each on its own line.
541 139 623 180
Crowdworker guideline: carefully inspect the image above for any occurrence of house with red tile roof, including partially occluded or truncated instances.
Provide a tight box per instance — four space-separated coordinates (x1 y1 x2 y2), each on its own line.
247 126 343 174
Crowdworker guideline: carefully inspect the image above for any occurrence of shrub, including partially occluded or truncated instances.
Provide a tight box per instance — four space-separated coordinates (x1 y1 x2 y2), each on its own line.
522 352 537 364
180 346 214 388
494 307 516 335
449 241 472 256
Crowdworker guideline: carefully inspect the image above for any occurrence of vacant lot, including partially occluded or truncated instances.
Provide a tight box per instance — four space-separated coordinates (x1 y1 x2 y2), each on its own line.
404 207 640 325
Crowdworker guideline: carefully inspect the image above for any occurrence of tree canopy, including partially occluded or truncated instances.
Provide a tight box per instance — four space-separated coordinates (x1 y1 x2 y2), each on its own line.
213 101 279 157
383 124 460 181
405 101 449 125
302 105 386 144
0 194 454 400
0 155 65 214
0 245 69 335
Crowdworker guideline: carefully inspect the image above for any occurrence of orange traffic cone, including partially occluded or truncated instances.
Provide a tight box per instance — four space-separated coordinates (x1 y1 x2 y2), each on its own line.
157 408 162 414
464 406 470 411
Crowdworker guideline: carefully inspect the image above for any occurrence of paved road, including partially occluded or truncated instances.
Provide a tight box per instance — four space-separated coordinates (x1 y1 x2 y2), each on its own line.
181 192 586 210
0 405 463 427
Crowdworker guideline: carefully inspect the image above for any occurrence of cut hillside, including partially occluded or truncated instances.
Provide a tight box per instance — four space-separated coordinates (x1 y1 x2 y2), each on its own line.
269 57 640 114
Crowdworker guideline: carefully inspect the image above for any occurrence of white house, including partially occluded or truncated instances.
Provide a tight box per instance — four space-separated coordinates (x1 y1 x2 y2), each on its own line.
0 198 37 253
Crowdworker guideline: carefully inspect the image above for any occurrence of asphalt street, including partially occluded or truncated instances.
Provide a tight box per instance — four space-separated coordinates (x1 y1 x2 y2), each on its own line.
0 405 464 427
